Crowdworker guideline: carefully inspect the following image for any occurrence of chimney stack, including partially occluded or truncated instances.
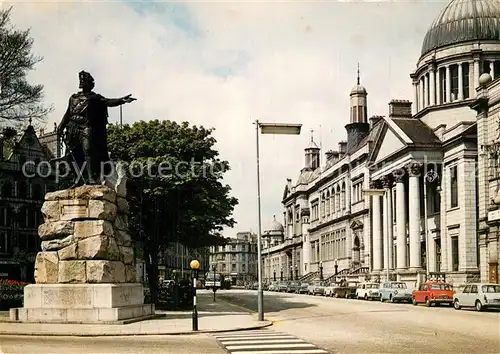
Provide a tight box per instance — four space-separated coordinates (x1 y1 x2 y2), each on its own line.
389 99 412 118
325 150 340 161
338 141 347 155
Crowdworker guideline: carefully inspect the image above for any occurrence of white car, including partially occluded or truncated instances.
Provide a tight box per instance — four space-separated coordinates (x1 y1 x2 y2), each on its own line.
356 282 380 300
453 283 500 311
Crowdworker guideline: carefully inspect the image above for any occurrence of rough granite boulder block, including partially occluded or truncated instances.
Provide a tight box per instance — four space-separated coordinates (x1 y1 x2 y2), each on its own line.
58 243 77 260
125 265 137 283
58 260 87 283
45 185 117 203
115 230 132 246
38 220 74 241
77 235 120 261
74 220 114 241
87 200 117 221
41 235 74 251
34 252 59 284
41 201 61 222
119 246 134 265
86 260 126 283
113 214 128 231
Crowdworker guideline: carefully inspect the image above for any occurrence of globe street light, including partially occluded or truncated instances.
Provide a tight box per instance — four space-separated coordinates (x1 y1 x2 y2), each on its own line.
255 120 302 322
190 259 200 331
319 261 324 280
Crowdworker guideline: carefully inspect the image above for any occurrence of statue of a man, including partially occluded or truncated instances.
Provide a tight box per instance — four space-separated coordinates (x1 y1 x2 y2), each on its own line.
57 71 136 185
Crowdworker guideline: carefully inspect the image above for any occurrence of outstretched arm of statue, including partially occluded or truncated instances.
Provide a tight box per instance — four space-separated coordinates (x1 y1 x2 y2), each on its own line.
104 94 137 107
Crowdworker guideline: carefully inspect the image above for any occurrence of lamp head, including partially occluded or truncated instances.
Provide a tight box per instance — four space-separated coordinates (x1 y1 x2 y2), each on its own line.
190 259 200 270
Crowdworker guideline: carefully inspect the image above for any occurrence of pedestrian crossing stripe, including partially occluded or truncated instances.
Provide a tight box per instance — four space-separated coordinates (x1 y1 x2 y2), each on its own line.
213 329 330 353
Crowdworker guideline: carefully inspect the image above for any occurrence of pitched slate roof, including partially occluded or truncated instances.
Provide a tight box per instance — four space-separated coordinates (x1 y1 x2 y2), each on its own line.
391 117 441 145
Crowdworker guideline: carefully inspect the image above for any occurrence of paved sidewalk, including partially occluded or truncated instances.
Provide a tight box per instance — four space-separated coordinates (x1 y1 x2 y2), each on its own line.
0 291 271 336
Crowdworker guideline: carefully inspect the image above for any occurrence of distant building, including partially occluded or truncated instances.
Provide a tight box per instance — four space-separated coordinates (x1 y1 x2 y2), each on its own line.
157 243 210 281
209 231 258 285
0 122 60 281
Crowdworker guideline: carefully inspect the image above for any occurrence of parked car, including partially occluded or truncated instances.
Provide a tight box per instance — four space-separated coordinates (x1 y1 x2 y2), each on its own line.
296 283 309 294
412 281 453 306
268 282 279 291
324 282 341 297
287 281 300 293
308 280 325 295
453 283 500 311
278 281 289 292
356 282 380 300
380 281 413 303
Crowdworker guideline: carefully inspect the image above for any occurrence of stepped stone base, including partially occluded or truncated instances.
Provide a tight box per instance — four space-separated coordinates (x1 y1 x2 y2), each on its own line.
10 283 154 323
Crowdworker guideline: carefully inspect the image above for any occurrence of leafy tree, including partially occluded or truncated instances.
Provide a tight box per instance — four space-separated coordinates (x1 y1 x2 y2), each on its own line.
107 120 237 302
0 7 52 124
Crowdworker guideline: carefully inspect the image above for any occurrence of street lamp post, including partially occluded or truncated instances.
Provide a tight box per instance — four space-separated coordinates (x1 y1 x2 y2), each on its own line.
254 119 302 322
273 270 276 282
212 264 217 302
319 261 323 280
280 266 283 281
290 265 293 281
295 264 298 280
190 259 200 331
423 170 440 281
334 258 338 276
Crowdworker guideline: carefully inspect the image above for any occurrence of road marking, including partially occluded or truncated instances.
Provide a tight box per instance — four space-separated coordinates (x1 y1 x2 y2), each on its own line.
213 329 330 353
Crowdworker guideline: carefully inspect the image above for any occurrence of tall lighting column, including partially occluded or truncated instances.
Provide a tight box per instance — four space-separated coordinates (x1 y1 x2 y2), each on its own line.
255 120 302 321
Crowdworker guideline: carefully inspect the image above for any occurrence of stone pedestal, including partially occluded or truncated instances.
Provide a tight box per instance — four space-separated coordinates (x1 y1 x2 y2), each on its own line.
11 183 154 323
11 284 154 323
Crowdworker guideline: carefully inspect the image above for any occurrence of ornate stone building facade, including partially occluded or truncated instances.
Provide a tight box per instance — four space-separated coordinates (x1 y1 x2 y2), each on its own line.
209 231 258 284
0 123 59 281
268 0 500 287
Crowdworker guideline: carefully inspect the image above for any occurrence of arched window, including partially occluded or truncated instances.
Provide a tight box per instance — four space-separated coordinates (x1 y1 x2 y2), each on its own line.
325 191 331 216
335 185 341 211
341 182 346 209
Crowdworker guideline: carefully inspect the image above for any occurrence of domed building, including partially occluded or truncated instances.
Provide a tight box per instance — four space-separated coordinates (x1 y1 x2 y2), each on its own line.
277 0 500 287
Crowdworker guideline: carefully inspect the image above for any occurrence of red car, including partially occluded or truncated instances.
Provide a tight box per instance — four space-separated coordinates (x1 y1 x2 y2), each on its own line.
412 281 454 307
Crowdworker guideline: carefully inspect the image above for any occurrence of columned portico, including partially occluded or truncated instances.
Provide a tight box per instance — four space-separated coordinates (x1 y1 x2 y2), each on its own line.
408 163 422 270
393 168 407 269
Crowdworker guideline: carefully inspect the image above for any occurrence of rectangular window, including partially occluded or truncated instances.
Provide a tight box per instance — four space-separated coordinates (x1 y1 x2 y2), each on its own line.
451 236 459 271
450 165 458 208
462 63 470 99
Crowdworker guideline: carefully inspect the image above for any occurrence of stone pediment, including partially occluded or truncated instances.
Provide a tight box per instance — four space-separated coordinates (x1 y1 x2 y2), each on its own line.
369 123 407 165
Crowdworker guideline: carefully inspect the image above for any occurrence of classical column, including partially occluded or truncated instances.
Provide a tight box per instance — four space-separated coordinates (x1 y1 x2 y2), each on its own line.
445 65 451 103
424 74 429 107
458 63 464 100
491 61 495 79
435 68 442 105
407 162 422 269
371 180 383 271
413 81 418 114
393 168 407 270
429 66 436 106
469 61 474 98
419 77 424 110
382 176 394 271
474 58 480 90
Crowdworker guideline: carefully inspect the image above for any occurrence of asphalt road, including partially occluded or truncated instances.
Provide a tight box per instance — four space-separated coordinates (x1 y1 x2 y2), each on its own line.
215 289 500 354
0 334 224 353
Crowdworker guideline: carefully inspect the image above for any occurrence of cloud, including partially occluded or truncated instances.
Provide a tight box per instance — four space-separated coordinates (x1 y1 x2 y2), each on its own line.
8 0 446 236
